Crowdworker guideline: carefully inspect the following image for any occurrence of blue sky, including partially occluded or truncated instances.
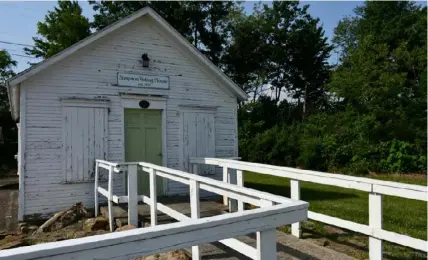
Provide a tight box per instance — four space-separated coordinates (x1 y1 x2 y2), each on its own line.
0 1 420 73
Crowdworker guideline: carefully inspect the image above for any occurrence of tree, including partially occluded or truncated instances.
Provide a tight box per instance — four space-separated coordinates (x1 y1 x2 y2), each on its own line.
223 1 332 111
326 1 427 173
0 51 16 112
24 1 91 59
0 50 17 171
222 5 268 100
90 1 239 66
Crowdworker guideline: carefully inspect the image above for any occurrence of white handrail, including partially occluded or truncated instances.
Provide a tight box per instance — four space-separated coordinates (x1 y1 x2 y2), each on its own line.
190 158 427 201
190 157 428 259
0 204 307 260
92 160 309 259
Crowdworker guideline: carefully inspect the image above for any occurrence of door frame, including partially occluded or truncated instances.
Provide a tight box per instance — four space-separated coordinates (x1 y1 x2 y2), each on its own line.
120 94 167 195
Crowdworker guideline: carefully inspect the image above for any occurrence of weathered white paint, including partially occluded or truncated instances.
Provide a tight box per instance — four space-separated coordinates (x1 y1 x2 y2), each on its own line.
8 8 247 100
108 166 114 232
191 158 428 254
62 101 108 183
290 179 301 238
94 161 99 217
93 161 307 259
236 170 244 212
369 193 383 260
181 109 215 175
0 203 306 260
17 83 26 221
149 168 157 227
223 166 229 205
190 158 428 201
190 179 201 260
127 164 138 227
141 195 257 259
139 162 296 205
17 11 242 218
257 200 276 260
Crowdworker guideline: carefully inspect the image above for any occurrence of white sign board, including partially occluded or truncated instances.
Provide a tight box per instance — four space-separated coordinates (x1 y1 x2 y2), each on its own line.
117 73 169 89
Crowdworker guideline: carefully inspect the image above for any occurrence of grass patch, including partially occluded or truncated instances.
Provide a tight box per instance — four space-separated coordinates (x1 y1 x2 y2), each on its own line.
245 172 427 259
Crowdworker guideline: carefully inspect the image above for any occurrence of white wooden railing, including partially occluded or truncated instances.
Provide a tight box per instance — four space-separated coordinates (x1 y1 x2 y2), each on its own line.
0 159 308 260
189 157 428 260
0 204 307 260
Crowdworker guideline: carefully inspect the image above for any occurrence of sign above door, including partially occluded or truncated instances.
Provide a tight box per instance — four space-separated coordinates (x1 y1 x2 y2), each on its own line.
117 72 169 89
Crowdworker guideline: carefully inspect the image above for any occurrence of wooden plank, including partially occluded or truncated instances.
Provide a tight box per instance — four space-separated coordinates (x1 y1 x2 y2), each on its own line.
108 166 114 232
222 166 228 205
369 193 382 260
236 170 244 212
127 165 138 227
372 184 427 201
219 160 373 192
87 107 95 180
94 161 99 216
257 200 276 260
208 158 427 200
0 203 307 260
190 179 201 260
308 211 371 235
256 228 276 260
150 169 157 227
290 180 301 238
138 162 296 205
374 228 427 252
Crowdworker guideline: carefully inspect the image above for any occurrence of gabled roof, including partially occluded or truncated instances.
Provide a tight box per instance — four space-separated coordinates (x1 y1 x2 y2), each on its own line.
7 7 247 101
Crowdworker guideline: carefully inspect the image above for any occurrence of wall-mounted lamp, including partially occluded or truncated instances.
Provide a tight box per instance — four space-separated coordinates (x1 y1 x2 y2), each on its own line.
141 53 150 68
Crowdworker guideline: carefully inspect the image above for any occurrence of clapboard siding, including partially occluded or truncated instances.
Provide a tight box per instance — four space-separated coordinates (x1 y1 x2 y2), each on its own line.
21 16 237 217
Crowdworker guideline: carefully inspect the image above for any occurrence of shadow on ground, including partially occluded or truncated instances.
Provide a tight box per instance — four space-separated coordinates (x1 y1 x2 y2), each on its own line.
245 182 358 201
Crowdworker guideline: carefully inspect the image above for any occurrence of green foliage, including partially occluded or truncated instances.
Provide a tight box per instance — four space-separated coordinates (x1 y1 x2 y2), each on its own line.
24 1 91 59
239 1 427 175
0 50 17 169
382 140 427 173
224 1 333 108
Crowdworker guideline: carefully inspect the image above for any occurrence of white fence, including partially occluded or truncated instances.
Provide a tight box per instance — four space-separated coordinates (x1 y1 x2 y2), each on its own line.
0 159 308 260
189 157 428 260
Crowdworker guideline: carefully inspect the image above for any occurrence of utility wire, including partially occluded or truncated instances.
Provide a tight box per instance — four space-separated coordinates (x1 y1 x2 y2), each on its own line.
10 53 39 59
0 40 34 47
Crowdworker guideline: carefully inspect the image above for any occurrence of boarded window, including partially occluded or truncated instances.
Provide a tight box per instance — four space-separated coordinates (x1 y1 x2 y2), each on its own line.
182 110 215 174
62 101 109 182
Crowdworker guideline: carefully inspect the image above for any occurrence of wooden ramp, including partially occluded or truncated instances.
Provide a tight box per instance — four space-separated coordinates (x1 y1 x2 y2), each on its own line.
100 196 228 228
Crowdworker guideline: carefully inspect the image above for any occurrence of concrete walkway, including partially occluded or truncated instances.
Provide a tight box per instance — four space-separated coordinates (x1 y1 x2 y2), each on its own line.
186 231 355 260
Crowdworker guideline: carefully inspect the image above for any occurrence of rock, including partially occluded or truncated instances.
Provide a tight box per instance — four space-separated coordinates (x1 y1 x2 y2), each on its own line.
83 217 109 232
18 222 28 229
115 225 135 232
20 226 29 234
322 239 330 247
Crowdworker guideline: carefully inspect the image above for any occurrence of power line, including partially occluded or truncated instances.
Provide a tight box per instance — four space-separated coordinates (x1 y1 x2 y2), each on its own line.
10 53 39 59
0 40 34 47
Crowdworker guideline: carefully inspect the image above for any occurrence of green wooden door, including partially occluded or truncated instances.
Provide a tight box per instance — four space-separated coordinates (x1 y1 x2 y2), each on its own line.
125 109 163 196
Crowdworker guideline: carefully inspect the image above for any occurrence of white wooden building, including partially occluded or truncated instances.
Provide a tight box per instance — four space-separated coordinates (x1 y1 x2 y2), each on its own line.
6 7 247 220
